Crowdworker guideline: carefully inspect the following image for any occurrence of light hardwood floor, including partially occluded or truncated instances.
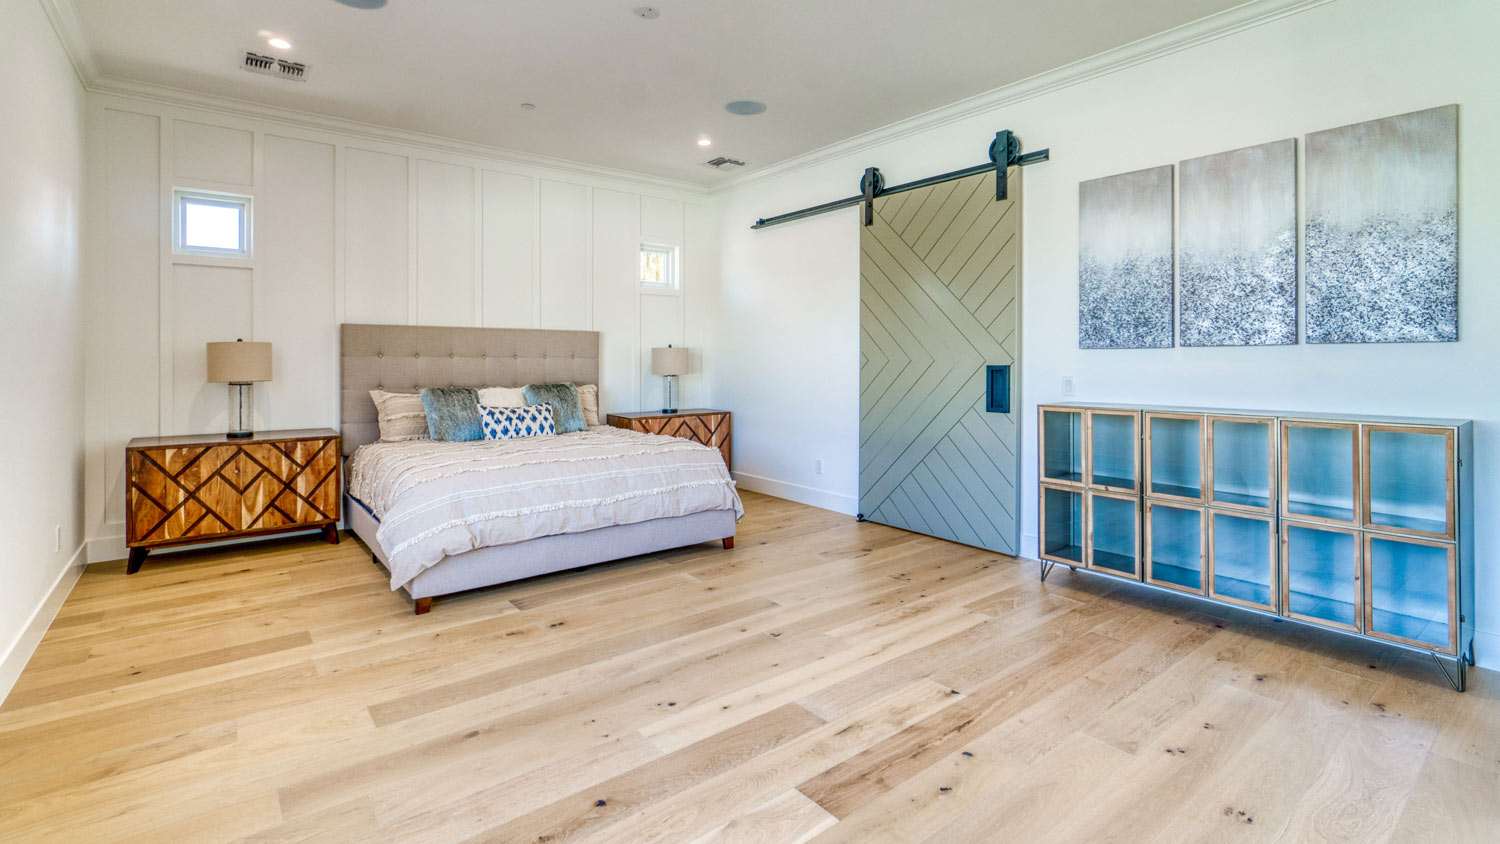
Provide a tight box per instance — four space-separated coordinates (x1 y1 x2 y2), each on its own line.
2 491 1497 843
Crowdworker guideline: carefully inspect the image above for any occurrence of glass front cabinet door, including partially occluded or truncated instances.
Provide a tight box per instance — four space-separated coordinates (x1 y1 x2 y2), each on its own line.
1040 485 1086 566
1209 510 1277 612
1087 410 1139 493
1365 533 1457 654
1363 425 1456 540
1087 491 1139 579
1207 416 1275 512
1145 413 1205 503
1039 407 1086 486
1281 522 1361 632
1281 420 1361 527
1145 502 1205 594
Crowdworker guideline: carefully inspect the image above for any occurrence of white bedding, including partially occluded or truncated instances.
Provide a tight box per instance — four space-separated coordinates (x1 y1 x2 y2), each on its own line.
346 426 743 589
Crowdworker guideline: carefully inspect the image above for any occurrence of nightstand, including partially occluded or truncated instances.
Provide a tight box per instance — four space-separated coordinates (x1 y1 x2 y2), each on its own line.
125 428 342 573
607 409 732 470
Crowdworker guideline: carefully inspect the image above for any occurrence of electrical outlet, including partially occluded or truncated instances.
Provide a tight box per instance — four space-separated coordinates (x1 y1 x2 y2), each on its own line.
54 525 62 553
1061 376 1075 397
815 458 824 475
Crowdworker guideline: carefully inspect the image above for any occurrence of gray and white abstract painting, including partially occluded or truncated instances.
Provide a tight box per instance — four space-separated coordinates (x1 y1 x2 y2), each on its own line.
1078 165 1174 349
1179 140 1297 346
1306 105 1458 343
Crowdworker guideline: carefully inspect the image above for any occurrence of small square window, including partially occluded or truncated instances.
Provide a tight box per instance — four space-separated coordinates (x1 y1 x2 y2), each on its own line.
640 243 677 290
174 190 251 258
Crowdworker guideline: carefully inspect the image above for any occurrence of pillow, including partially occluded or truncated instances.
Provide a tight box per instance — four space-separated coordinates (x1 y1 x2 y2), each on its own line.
524 383 587 433
479 404 556 440
369 390 430 442
419 387 483 442
577 384 600 427
478 385 528 408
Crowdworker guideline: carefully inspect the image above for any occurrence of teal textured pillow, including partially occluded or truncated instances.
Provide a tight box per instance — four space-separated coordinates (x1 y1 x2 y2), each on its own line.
419 387 483 442
524 383 587 433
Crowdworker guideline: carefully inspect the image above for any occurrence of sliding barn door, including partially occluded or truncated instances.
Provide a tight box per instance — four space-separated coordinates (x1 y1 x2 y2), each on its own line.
859 169 1021 553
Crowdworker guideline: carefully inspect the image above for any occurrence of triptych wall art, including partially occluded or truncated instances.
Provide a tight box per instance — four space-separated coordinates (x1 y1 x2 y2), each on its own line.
1077 104 1458 350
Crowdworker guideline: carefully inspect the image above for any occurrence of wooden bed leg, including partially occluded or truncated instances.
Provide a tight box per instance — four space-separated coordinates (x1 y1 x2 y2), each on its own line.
722 537 734 550
414 597 432 615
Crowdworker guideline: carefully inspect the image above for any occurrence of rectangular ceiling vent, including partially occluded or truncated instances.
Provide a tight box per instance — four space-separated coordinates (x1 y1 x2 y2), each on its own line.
243 51 308 82
703 156 746 170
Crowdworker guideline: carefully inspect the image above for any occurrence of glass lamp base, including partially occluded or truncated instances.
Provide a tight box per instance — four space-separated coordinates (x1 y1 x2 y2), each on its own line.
661 374 679 414
227 382 254 438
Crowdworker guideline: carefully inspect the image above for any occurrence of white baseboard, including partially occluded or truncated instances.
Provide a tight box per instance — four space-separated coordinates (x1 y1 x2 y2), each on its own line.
87 532 126 564
0 543 87 705
732 471 857 516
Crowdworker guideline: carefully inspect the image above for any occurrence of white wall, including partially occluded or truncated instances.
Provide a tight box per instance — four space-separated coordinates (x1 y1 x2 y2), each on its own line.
83 94 715 562
0 0 87 694
712 0 1500 664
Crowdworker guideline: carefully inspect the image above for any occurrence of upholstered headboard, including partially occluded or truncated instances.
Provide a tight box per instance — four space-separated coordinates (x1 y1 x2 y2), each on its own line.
340 323 600 455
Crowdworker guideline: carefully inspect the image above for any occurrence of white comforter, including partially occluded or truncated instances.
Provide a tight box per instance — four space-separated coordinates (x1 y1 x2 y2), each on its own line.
347 426 743 589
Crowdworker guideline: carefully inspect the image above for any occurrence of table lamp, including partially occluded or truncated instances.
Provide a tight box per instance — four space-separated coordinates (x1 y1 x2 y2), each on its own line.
206 340 272 438
651 345 689 414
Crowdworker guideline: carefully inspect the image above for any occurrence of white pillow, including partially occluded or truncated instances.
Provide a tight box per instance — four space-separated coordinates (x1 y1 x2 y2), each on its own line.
577 384 600 427
478 386 528 408
369 390 429 442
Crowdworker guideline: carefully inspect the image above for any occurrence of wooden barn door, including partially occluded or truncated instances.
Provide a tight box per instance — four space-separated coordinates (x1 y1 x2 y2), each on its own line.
859 169 1021 554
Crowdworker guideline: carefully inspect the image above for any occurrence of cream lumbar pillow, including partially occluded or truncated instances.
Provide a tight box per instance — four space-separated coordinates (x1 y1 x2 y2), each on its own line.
577 384 600 427
478 385 528 408
369 390 429 442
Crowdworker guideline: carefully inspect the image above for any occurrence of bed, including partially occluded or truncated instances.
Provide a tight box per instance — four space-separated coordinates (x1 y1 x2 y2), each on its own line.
340 323 741 613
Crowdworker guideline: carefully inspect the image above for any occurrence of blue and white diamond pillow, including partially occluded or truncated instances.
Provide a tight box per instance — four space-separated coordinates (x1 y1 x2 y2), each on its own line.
479 403 556 440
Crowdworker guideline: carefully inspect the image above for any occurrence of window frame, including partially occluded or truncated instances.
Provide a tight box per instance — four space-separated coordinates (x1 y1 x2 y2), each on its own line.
639 242 679 291
173 189 253 259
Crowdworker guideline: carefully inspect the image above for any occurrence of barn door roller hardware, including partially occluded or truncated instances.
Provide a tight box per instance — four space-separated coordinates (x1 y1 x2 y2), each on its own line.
750 130 1048 230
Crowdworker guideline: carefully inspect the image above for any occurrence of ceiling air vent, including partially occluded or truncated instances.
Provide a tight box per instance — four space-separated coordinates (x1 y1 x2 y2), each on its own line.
703 156 746 170
243 51 308 82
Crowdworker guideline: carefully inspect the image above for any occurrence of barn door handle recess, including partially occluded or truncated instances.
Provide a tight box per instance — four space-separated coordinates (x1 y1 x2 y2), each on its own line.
986 365 1011 414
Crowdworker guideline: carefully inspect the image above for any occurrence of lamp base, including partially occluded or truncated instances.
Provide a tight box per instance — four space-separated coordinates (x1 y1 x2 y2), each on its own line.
660 374 680 415
226 431 254 439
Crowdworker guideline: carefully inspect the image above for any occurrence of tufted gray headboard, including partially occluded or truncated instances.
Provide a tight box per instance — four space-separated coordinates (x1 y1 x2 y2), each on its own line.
340 323 600 455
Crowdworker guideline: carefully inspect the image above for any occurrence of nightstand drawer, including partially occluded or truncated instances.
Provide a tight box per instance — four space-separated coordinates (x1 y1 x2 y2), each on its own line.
125 429 341 572
607 410 731 470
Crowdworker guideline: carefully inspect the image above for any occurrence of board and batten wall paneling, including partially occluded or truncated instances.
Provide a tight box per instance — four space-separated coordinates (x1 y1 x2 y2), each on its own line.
172 121 254 186
170 264 254 435
539 180 591 330
344 148 410 325
85 108 161 534
640 294 685 412
415 159 477 326
482 170 536 328
82 94 708 562
594 188 641 411
260 135 337 429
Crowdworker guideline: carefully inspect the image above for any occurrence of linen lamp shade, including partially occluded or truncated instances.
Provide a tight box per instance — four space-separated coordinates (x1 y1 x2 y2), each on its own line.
651 345 689 377
206 341 272 383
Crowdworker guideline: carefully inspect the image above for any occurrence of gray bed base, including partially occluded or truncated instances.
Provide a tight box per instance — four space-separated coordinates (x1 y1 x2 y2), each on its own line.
346 497 736 613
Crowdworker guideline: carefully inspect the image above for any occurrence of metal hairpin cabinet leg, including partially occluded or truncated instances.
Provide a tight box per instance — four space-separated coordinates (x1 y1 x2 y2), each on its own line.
1432 649 1471 693
1040 560 1056 582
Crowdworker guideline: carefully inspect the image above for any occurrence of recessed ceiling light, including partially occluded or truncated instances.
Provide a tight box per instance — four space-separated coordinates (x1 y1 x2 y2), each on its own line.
725 100 767 116
632 6 661 19
267 37 292 50
520 103 536 111
333 0 388 8
697 137 712 147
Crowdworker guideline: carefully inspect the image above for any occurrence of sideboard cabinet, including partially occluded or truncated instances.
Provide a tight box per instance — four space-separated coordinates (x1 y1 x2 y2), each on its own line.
1038 403 1474 690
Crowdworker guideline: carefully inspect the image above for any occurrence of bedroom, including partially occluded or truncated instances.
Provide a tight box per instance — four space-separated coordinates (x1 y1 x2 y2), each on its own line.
2 0 1497 840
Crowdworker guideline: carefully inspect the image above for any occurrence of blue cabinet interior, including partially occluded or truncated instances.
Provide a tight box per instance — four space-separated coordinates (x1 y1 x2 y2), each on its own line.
1038 402 1474 689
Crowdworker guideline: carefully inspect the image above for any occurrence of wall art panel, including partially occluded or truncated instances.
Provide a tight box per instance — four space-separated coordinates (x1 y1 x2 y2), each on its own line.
1179 139 1297 346
1078 165 1174 349
1305 105 1458 343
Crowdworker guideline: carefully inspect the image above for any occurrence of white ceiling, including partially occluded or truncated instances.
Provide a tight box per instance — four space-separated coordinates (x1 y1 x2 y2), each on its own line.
72 0 1247 184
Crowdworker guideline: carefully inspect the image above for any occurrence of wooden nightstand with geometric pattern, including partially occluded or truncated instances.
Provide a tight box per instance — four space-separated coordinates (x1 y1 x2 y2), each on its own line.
125 428 342 573
606 409 732 471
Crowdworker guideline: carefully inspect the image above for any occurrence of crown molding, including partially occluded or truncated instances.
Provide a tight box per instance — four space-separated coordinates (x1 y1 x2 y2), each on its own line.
709 0 1337 195
37 0 97 85
88 77 712 196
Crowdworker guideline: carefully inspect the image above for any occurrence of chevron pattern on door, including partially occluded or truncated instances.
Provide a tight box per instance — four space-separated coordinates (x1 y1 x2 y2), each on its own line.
860 169 1020 553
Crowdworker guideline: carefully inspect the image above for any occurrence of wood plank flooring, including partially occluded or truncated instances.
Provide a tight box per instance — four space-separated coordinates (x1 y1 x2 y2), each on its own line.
2 490 1497 843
